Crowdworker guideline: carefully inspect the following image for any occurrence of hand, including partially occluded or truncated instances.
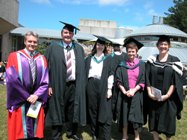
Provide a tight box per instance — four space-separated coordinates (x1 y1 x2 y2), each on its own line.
118 84 127 96
48 87 53 96
27 94 38 104
148 93 157 101
126 88 136 97
158 95 169 102
107 89 112 99
122 90 127 95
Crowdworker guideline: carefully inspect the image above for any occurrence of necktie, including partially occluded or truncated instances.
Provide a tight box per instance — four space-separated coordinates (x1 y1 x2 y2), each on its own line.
66 46 72 80
29 52 36 83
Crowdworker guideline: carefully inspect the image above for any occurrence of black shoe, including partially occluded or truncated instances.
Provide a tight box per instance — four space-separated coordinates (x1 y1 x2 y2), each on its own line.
67 134 82 140
92 135 97 140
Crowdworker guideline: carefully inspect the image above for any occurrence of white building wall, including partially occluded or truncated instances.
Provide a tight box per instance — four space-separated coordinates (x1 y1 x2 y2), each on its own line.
79 19 117 38
0 0 19 60
0 0 19 26
79 19 117 28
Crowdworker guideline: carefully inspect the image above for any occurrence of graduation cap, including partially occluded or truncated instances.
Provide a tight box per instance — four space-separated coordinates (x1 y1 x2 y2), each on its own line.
112 42 121 48
123 37 144 50
157 35 170 43
112 42 123 52
60 21 80 34
94 35 112 45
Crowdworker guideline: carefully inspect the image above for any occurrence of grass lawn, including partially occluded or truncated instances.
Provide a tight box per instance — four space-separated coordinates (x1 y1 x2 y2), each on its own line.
0 84 187 140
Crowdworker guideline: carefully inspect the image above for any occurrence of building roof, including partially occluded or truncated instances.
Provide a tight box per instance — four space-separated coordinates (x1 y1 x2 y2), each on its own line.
10 27 61 39
10 27 96 40
142 41 187 48
127 24 187 38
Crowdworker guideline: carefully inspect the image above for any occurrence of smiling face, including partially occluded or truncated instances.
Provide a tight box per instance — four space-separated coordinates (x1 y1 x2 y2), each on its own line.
61 28 74 44
96 42 105 52
157 41 170 54
127 47 137 61
24 34 38 53
126 42 138 61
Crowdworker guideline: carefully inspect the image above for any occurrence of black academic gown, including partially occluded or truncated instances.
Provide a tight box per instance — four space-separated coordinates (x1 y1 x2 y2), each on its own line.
145 54 183 136
44 41 86 126
114 60 145 131
111 52 128 120
85 55 114 124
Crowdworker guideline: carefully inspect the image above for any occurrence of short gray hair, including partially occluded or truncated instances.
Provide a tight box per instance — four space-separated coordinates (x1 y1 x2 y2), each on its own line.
24 31 39 41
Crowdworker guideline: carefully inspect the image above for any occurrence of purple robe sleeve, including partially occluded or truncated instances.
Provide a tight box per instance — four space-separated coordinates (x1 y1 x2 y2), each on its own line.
6 66 30 111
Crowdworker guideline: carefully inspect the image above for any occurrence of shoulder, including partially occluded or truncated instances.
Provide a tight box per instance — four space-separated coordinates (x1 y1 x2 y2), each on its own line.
85 55 92 61
73 42 84 50
139 60 146 69
106 54 113 59
169 54 180 62
118 61 126 67
50 41 59 46
47 41 61 50
139 59 145 65
40 55 48 67
8 51 17 57
8 50 24 60
146 54 158 64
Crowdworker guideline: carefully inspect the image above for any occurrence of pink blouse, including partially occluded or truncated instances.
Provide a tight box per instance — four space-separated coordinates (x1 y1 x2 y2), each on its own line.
126 58 145 89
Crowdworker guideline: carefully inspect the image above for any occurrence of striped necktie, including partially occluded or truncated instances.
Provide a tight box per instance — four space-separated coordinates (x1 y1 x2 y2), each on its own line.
29 52 36 83
66 45 72 80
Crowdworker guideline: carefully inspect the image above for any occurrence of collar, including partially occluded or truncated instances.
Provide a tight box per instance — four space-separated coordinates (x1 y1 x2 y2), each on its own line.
24 48 36 57
94 53 104 59
119 60 141 70
126 58 139 66
147 54 184 76
114 51 122 55
92 53 106 63
63 42 72 48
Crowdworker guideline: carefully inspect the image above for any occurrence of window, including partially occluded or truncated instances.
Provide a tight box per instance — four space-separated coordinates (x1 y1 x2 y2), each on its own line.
12 36 18 51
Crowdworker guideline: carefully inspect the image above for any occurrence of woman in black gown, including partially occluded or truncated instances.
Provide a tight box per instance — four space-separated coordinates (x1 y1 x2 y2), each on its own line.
114 38 145 140
85 36 114 140
146 35 184 140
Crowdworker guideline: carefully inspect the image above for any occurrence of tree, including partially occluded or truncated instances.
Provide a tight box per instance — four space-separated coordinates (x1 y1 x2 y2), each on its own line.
164 0 187 33
37 41 50 54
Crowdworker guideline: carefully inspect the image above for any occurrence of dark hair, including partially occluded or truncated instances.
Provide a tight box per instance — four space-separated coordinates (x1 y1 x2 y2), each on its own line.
156 35 171 47
125 42 138 52
113 46 121 52
91 42 107 56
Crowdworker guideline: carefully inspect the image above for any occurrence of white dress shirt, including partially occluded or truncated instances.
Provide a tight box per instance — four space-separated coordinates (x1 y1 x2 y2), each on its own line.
88 53 114 89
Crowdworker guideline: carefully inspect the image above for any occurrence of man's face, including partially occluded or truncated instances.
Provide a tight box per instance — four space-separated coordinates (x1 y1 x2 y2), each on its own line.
24 35 38 52
61 28 74 44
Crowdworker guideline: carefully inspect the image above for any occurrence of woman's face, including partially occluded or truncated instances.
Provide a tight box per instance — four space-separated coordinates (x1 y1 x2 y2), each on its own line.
96 42 105 52
127 48 137 60
157 41 169 54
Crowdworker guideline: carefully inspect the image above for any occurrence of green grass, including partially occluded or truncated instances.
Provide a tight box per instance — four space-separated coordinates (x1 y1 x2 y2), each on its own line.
1 84 187 140
0 85 7 140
